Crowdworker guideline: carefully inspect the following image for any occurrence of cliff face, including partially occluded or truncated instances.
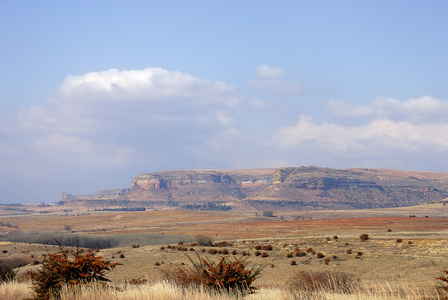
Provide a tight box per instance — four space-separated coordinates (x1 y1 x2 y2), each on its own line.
127 169 274 203
64 167 448 210
249 167 448 209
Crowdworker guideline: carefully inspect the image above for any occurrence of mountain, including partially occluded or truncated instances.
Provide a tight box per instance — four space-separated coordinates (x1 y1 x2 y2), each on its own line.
62 167 448 211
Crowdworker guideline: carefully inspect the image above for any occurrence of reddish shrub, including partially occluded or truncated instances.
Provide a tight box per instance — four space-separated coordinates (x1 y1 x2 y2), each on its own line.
295 251 306 257
30 243 120 300
290 260 297 265
359 234 369 242
260 252 269 258
262 245 273 251
316 252 325 258
129 278 147 285
161 256 263 294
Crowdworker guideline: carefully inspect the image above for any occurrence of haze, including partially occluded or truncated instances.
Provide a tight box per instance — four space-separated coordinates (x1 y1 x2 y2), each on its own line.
1 1 447 203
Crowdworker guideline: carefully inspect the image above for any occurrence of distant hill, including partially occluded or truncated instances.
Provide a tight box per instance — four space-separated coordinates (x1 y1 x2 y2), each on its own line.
61 167 448 211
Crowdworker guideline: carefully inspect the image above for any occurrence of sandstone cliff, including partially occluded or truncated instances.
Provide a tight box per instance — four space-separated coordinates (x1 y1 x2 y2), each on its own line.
63 167 448 210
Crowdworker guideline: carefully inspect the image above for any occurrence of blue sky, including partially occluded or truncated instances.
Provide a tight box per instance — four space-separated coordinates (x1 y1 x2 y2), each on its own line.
1 1 448 203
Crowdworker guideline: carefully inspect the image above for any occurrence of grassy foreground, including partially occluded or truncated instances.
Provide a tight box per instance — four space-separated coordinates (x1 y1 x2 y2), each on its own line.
0 279 443 300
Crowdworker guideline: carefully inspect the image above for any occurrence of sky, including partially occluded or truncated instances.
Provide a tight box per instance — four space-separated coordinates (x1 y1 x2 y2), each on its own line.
1 1 448 204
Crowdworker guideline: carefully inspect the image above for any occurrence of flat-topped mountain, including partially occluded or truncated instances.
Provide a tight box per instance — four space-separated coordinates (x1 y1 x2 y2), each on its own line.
62 167 448 210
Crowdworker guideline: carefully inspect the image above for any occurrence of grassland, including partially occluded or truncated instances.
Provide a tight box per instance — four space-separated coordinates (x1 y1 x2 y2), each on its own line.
1 202 448 298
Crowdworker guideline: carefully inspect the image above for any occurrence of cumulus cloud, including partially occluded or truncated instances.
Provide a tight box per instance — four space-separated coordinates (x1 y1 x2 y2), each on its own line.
275 116 448 149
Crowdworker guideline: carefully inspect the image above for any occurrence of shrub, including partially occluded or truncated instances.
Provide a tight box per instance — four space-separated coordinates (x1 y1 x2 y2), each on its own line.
30 240 120 300
346 249 352 254
262 210 274 217
194 235 213 246
254 251 261 256
260 252 269 258
0 260 16 282
295 251 306 257
316 252 325 258
359 234 369 242
333 236 338 240
231 250 238 255
208 249 217 255
129 277 147 285
437 269 448 298
396 238 403 243
161 254 263 294
119 254 125 258
290 260 296 265
262 245 273 251
287 253 294 258
254 245 262 250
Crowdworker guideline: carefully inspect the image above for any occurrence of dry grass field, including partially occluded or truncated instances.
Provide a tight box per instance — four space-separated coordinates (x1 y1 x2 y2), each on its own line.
1 202 448 298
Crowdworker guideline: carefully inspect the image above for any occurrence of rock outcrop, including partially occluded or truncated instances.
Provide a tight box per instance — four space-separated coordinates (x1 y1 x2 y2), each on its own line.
64 167 448 210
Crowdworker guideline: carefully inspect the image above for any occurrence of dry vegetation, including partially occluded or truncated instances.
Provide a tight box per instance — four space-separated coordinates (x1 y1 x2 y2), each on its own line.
1 203 448 299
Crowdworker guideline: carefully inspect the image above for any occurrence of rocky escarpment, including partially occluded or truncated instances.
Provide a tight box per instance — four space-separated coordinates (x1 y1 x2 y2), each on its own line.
63 167 448 211
127 169 274 203
248 167 448 210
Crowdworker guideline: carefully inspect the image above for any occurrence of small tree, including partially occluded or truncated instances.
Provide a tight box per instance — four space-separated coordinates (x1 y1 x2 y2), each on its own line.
30 240 120 300
262 210 274 217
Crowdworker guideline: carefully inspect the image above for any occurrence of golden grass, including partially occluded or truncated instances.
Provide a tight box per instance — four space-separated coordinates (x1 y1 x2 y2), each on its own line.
0 279 443 300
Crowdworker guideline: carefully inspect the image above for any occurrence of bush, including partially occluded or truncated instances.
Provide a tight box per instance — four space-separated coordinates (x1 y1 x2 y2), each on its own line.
161 254 263 294
0 260 16 282
194 235 213 246
359 234 369 242
437 269 448 298
30 240 120 300
262 211 274 217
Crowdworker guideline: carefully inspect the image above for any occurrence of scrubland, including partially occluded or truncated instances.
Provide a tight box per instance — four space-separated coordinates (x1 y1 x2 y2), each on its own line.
1 203 448 299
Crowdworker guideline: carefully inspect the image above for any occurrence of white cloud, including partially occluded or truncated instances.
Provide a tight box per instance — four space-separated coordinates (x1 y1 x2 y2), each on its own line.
272 115 448 155
251 65 303 94
256 65 285 79
327 100 374 118
328 96 448 123
18 68 238 134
